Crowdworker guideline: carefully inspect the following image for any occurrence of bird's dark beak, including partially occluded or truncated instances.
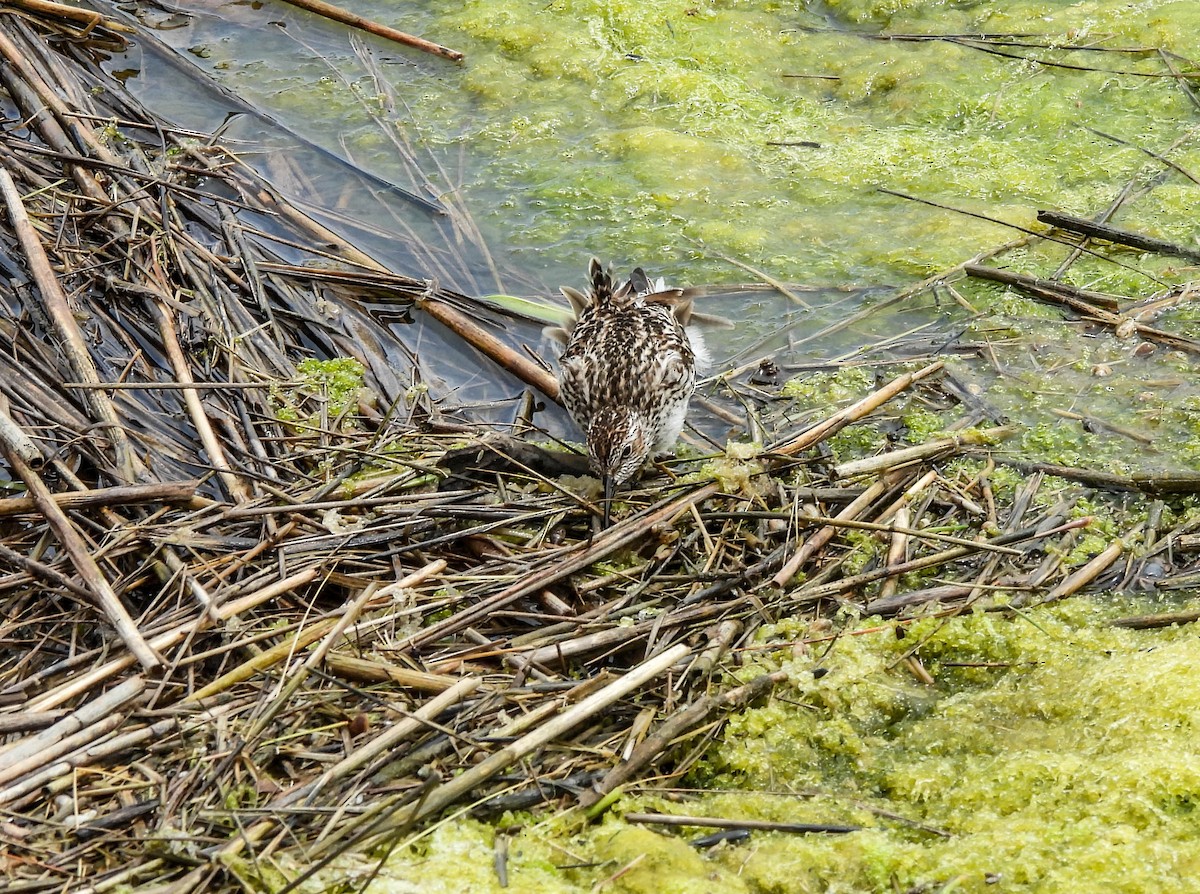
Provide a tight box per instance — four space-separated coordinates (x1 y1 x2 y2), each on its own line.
602 473 615 527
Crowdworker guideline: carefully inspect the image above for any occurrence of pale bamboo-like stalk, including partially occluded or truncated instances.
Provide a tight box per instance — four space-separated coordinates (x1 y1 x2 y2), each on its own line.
0 676 144 783
771 479 888 588
1041 537 1126 603
390 643 691 828
876 506 911 603
770 361 944 457
831 426 1015 480
0 168 141 482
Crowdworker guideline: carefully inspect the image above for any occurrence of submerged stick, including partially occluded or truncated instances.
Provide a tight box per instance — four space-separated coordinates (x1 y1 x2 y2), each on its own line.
965 264 1200 356
418 294 562 402
274 0 464 61
1038 209 1200 262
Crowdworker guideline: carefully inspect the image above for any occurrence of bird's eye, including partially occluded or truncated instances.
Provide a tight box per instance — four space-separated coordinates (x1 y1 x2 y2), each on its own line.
619 444 633 459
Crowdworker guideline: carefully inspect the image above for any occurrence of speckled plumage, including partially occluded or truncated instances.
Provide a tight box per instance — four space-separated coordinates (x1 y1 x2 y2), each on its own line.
554 259 699 498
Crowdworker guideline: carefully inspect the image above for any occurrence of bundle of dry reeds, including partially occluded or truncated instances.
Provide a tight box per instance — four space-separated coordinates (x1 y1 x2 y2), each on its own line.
1 4 1195 893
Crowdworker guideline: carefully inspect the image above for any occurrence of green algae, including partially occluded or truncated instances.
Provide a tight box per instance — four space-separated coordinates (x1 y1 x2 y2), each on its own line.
692 601 1200 893
422 0 1200 286
270 357 368 428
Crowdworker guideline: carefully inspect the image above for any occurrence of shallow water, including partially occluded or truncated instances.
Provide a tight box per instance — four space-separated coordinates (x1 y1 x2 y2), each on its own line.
108 0 1200 469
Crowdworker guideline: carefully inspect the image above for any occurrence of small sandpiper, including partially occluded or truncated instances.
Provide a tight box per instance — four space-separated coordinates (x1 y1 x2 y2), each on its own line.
548 258 708 524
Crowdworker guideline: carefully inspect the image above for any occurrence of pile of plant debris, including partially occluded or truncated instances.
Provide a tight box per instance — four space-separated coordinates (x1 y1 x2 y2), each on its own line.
2 4 1199 893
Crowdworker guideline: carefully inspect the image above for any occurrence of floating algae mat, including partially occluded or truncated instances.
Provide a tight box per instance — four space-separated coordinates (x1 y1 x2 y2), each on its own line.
3 2 1200 894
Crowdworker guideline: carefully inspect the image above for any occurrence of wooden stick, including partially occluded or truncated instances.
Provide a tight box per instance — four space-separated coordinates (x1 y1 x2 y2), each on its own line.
772 480 888 588
5 0 134 33
0 393 40 465
273 0 464 61
965 264 1200 355
1110 608 1200 630
150 298 253 503
989 458 1200 495
0 405 160 669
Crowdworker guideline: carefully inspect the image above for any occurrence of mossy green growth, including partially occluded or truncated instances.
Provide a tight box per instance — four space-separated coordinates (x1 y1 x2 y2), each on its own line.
308 598 1200 894
698 440 765 495
780 367 875 406
271 357 367 428
695 601 1200 892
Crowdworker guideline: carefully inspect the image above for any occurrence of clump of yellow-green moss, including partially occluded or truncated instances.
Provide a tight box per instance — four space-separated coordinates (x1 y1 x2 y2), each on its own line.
692 601 1200 893
699 440 766 495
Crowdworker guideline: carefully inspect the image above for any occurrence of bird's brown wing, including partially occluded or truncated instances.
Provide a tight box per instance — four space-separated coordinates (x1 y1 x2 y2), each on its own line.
558 350 595 431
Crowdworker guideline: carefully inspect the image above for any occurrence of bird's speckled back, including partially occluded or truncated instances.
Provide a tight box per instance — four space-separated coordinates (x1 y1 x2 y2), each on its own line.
558 259 697 456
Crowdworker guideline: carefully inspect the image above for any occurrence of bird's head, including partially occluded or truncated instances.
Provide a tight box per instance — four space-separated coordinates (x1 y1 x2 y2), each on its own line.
587 407 650 523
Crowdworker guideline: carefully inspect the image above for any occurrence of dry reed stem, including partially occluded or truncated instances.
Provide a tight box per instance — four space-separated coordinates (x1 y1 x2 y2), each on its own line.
0 168 141 481
0 415 160 668
0 676 144 783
